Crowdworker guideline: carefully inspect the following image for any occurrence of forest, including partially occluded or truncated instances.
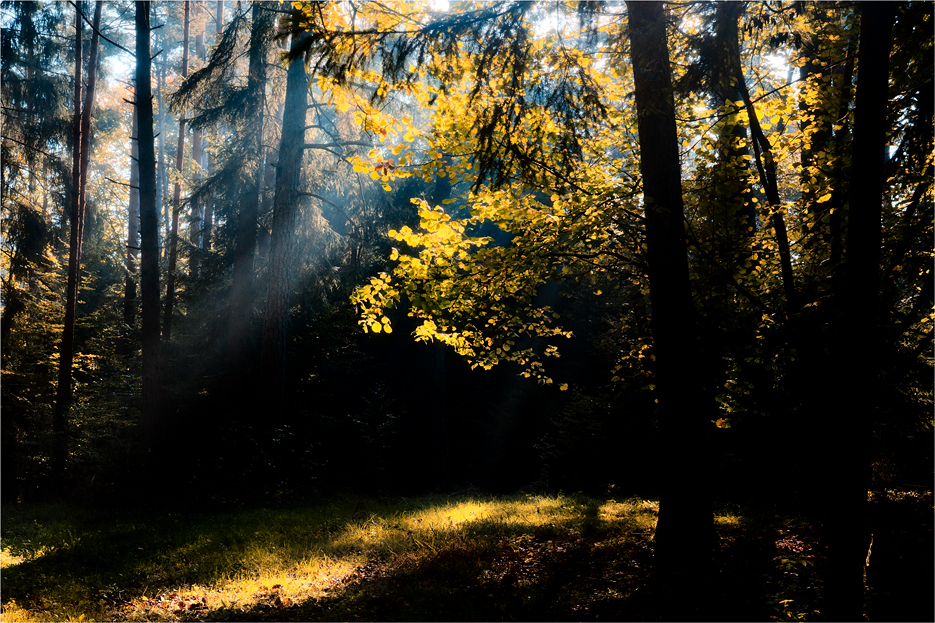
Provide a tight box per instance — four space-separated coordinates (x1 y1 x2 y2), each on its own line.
1 0 932 621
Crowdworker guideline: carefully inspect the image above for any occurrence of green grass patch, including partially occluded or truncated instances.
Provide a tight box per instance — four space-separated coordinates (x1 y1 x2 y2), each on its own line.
1 494 658 622
3 491 931 621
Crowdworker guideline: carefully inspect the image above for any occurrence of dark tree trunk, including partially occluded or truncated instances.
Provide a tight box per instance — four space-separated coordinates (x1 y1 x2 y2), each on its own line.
228 2 273 357
125 98 140 326
189 26 206 278
53 1 82 481
136 0 162 453
626 2 713 615
262 16 308 405
828 49 856 266
163 0 191 341
53 0 102 482
258 97 285 263
822 4 894 620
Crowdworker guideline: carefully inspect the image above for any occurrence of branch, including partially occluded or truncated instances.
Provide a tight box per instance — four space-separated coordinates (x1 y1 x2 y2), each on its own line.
105 176 139 189
0 134 56 159
69 1 135 57
304 141 373 150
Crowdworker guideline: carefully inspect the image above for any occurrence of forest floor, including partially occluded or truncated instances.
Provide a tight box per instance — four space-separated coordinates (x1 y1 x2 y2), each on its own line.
0 490 931 622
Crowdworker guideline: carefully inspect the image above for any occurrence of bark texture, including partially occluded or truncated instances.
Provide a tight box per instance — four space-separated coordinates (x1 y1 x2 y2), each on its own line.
163 0 191 341
53 1 102 480
823 4 895 619
262 17 308 405
626 2 713 614
125 100 140 325
136 0 162 451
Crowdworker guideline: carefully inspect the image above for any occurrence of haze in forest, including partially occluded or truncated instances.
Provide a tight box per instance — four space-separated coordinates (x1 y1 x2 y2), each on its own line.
1 2 932 622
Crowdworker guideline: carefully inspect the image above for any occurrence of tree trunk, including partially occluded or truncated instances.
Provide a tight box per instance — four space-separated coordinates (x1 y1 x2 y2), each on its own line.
52 2 83 482
258 97 285 263
189 25 206 278
77 3 103 249
828 48 856 266
200 0 223 257
228 2 273 357
156 56 167 255
163 0 191 341
136 0 161 453
626 1 713 615
125 97 140 326
823 4 894 620
262 16 308 405
729 28 797 308
53 0 102 483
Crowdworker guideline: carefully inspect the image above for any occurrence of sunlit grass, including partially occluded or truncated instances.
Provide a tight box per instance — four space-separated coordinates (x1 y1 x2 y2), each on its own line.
1 494 660 622
0 549 25 569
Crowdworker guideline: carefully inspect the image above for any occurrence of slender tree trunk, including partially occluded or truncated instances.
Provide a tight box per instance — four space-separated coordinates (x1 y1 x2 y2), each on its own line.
229 2 273 356
24 8 36 197
258 97 285 262
626 2 713 616
828 48 856 266
262 17 307 405
136 0 161 453
189 24 206 278
823 4 894 620
125 98 140 325
53 2 83 481
200 0 223 257
163 0 191 341
53 0 102 483
157 57 167 255
78 3 103 249
731 39 797 308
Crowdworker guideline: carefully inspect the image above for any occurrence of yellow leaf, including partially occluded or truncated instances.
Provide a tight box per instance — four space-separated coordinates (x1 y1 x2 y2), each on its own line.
816 193 832 203
370 171 381 180
559 383 569 391
371 322 382 333
404 131 415 142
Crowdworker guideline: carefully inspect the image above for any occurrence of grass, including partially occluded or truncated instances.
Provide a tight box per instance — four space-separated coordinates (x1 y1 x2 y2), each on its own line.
0 494 655 622
1 491 931 621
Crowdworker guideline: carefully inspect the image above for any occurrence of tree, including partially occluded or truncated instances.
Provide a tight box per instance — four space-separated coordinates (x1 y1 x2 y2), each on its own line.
136 0 161 452
822 3 896 619
53 0 103 481
228 3 275 354
188 2 210 279
199 0 225 260
163 0 191 341
625 2 714 604
261 10 308 404
125 93 140 326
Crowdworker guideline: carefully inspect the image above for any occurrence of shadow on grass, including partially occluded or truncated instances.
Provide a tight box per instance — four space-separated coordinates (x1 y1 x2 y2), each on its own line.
6 492 929 622
1 495 668 621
